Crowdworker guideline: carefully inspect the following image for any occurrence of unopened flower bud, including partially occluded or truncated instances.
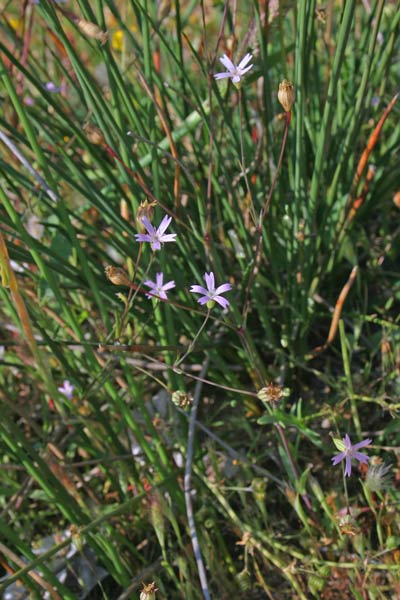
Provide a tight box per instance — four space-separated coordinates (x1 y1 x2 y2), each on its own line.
278 79 295 112
140 582 158 600
105 265 131 286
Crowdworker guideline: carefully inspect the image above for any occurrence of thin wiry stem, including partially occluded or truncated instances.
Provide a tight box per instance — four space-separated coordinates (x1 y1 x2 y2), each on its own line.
0 130 58 202
184 357 211 600
241 111 291 323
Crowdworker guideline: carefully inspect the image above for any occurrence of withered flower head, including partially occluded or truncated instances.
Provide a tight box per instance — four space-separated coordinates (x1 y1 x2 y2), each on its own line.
278 80 295 112
137 201 156 225
140 582 158 600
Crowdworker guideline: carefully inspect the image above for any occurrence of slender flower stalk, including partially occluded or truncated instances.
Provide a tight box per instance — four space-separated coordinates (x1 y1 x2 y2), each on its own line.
332 434 372 477
174 312 210 370
135 215 177 251
144 272 175 300
241 85 293 323
190 272 232 309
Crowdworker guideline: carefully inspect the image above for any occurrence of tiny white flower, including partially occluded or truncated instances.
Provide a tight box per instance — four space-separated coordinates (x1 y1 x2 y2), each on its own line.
214 53 254 85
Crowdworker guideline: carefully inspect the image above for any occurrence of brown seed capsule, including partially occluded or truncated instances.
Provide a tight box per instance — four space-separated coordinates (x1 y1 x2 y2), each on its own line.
75 18 108 45
84 124 105 145
278 79 295 112
104 266 131 286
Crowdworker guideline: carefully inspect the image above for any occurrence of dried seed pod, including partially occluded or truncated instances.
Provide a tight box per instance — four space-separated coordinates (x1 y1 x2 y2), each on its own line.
75 18 108 44
104 265 131 286
278 79 295 112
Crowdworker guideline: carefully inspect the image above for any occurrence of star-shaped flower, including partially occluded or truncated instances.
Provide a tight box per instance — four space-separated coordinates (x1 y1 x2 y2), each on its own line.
214 53 254 85
331 434 372 477
58 380 75 400
190 272 232 309
144 272 175 300
135 215 177 251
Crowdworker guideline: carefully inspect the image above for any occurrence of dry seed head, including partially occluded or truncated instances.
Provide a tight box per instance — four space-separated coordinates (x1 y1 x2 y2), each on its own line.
105 265 131 286
278 79 295 112
171 390 192 408
365 462 392 492
257 383 285 404
338 514 360 536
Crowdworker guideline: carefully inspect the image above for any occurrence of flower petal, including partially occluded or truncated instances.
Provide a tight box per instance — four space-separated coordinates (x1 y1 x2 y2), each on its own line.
197 296 210 305
190 285 208 295
135 233 151 243
159 233 177 243
239 64 253 75
344 456 352 477
150 241 161 251
214 296 230 309
141 217 155 235
353 438 372 450
162 280 176 291
232 75 241 84
344 433 352 449
204 272 215 291
155 272 164 287
354 452 369 464
214 282 232 295
238 53 253 70
144 279 156 289
331 451 346 465
158 215 172 235
219 54 235 72
214 72 232 80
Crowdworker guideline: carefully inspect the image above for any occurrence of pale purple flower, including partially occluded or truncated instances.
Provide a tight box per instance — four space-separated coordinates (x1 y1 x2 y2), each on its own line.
135 215 176 251
190 272 232 309
144 272 175 300
58 379 75 400
331 434 372 477
214 53 253 84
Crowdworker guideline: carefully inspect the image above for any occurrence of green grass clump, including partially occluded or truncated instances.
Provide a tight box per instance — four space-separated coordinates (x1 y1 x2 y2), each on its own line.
0 0 399 598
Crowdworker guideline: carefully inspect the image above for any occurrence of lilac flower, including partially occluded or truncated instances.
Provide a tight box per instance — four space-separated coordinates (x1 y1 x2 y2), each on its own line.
135 215 177 251
214 53 253 85
144 272 175 300
331 434 372 477
58 380 75 400
190 272 232 309
44 82 63 93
